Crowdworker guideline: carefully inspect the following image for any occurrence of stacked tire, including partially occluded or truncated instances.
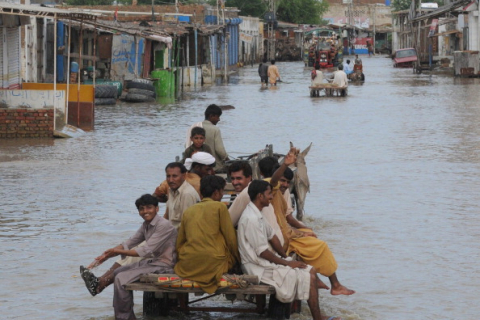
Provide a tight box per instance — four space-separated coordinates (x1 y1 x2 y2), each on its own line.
125 79 156 103
95 85 118 105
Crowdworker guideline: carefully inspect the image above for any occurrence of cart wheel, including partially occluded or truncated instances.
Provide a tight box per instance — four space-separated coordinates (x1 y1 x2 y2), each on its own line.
415 67 422 74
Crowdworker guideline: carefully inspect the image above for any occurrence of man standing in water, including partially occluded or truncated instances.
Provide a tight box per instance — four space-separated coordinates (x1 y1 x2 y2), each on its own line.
80 194 177 320
268 60 281 86
258 58 269 88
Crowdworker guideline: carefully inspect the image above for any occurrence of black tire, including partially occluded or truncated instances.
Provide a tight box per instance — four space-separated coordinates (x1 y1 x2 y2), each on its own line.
416 67 422 74
95 85 118 98
128 88 156 98
125 93 155 103
131 78 153 86
126 81 155 92
95 98 117 105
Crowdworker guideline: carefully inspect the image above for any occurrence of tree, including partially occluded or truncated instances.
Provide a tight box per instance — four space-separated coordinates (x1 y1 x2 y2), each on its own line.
276 0 329 24
208 0 328 24
212 0 267 17
391 0 411 11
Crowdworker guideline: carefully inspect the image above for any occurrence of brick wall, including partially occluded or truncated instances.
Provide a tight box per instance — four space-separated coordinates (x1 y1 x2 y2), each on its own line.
0 108 54 138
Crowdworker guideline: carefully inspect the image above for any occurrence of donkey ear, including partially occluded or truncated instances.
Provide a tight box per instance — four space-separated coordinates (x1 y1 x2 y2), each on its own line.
300 143 312 158
290 141 294 149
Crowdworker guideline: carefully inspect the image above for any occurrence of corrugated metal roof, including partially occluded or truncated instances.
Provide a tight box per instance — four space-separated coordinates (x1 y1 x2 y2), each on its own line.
61 19 224 39
0 3 98 20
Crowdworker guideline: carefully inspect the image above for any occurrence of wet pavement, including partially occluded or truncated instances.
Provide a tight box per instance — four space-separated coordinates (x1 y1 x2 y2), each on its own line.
1 55 480 320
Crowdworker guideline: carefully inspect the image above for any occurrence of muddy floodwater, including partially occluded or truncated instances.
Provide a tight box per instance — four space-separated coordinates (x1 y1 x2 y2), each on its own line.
1 56 480 320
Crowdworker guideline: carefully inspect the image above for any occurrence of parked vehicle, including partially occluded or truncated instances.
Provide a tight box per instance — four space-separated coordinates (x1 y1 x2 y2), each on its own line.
392 48 418 68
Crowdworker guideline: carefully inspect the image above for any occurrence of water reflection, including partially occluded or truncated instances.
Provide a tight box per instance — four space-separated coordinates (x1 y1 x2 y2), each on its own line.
1 57 480 320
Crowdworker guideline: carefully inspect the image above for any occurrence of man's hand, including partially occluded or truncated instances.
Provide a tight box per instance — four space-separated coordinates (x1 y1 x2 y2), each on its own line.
87 252 110 269
155 193 168 203
283 147 298 166
287 260 307 269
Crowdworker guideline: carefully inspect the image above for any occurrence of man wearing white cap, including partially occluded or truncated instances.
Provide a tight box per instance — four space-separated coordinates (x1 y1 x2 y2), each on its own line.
185 152 216 186
153 152 216 201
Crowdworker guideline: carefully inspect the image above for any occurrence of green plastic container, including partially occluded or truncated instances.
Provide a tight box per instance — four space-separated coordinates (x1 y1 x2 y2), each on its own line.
84 79 123 97
151 70 175 98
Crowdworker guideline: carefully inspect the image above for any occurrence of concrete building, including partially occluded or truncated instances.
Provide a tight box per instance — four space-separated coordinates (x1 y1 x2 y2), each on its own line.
238 16 263 65
323 0 392 54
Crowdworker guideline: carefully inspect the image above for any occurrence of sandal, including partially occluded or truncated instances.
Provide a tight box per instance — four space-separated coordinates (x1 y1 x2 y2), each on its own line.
80 265 99 296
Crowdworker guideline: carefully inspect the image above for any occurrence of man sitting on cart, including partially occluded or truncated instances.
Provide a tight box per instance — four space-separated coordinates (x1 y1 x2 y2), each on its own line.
343 59 353 76
311 64 324 87
354 54 362 71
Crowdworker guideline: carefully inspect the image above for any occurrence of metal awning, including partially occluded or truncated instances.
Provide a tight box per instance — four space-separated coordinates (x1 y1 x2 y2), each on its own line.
0 3 98 21
410 0 472 22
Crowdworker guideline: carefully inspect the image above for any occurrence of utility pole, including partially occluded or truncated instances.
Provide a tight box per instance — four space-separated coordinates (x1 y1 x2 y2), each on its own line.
221 0 228 81
265 0 277 60
151 0 155 21
347 0 355 54
373 4 376 55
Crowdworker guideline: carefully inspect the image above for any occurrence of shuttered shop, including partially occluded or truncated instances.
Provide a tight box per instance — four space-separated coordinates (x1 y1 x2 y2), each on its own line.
7 27 20 89
1 27 21 89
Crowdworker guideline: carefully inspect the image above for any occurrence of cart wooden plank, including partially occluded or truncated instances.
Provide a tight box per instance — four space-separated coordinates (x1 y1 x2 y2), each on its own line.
125 282 275 294
309 85 348 97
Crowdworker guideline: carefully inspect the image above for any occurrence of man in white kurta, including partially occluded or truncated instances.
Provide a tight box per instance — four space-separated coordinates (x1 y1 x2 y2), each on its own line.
332 64 349 87
229 184 284 247
237 180 332 320
237 201 311 303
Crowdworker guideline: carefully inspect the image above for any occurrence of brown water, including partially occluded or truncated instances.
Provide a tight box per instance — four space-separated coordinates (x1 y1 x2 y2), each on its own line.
1 56 480 320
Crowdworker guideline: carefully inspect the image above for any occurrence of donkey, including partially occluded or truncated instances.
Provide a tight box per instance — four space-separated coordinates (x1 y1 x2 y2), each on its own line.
289 142 312 221
231 143 312 220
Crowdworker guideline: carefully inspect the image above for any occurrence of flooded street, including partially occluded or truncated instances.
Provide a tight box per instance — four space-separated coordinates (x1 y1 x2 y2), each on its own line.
1 56 480 320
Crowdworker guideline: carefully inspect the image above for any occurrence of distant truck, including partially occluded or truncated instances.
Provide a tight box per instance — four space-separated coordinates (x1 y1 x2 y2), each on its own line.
306 41 340 69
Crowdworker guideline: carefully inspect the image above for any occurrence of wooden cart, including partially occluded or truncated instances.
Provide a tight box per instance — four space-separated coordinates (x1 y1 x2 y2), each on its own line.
309 84 348 97
125 273 301 319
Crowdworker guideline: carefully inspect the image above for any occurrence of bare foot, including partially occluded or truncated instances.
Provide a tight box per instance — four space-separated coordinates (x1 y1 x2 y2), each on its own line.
317 279 330 290
331 284 355 295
